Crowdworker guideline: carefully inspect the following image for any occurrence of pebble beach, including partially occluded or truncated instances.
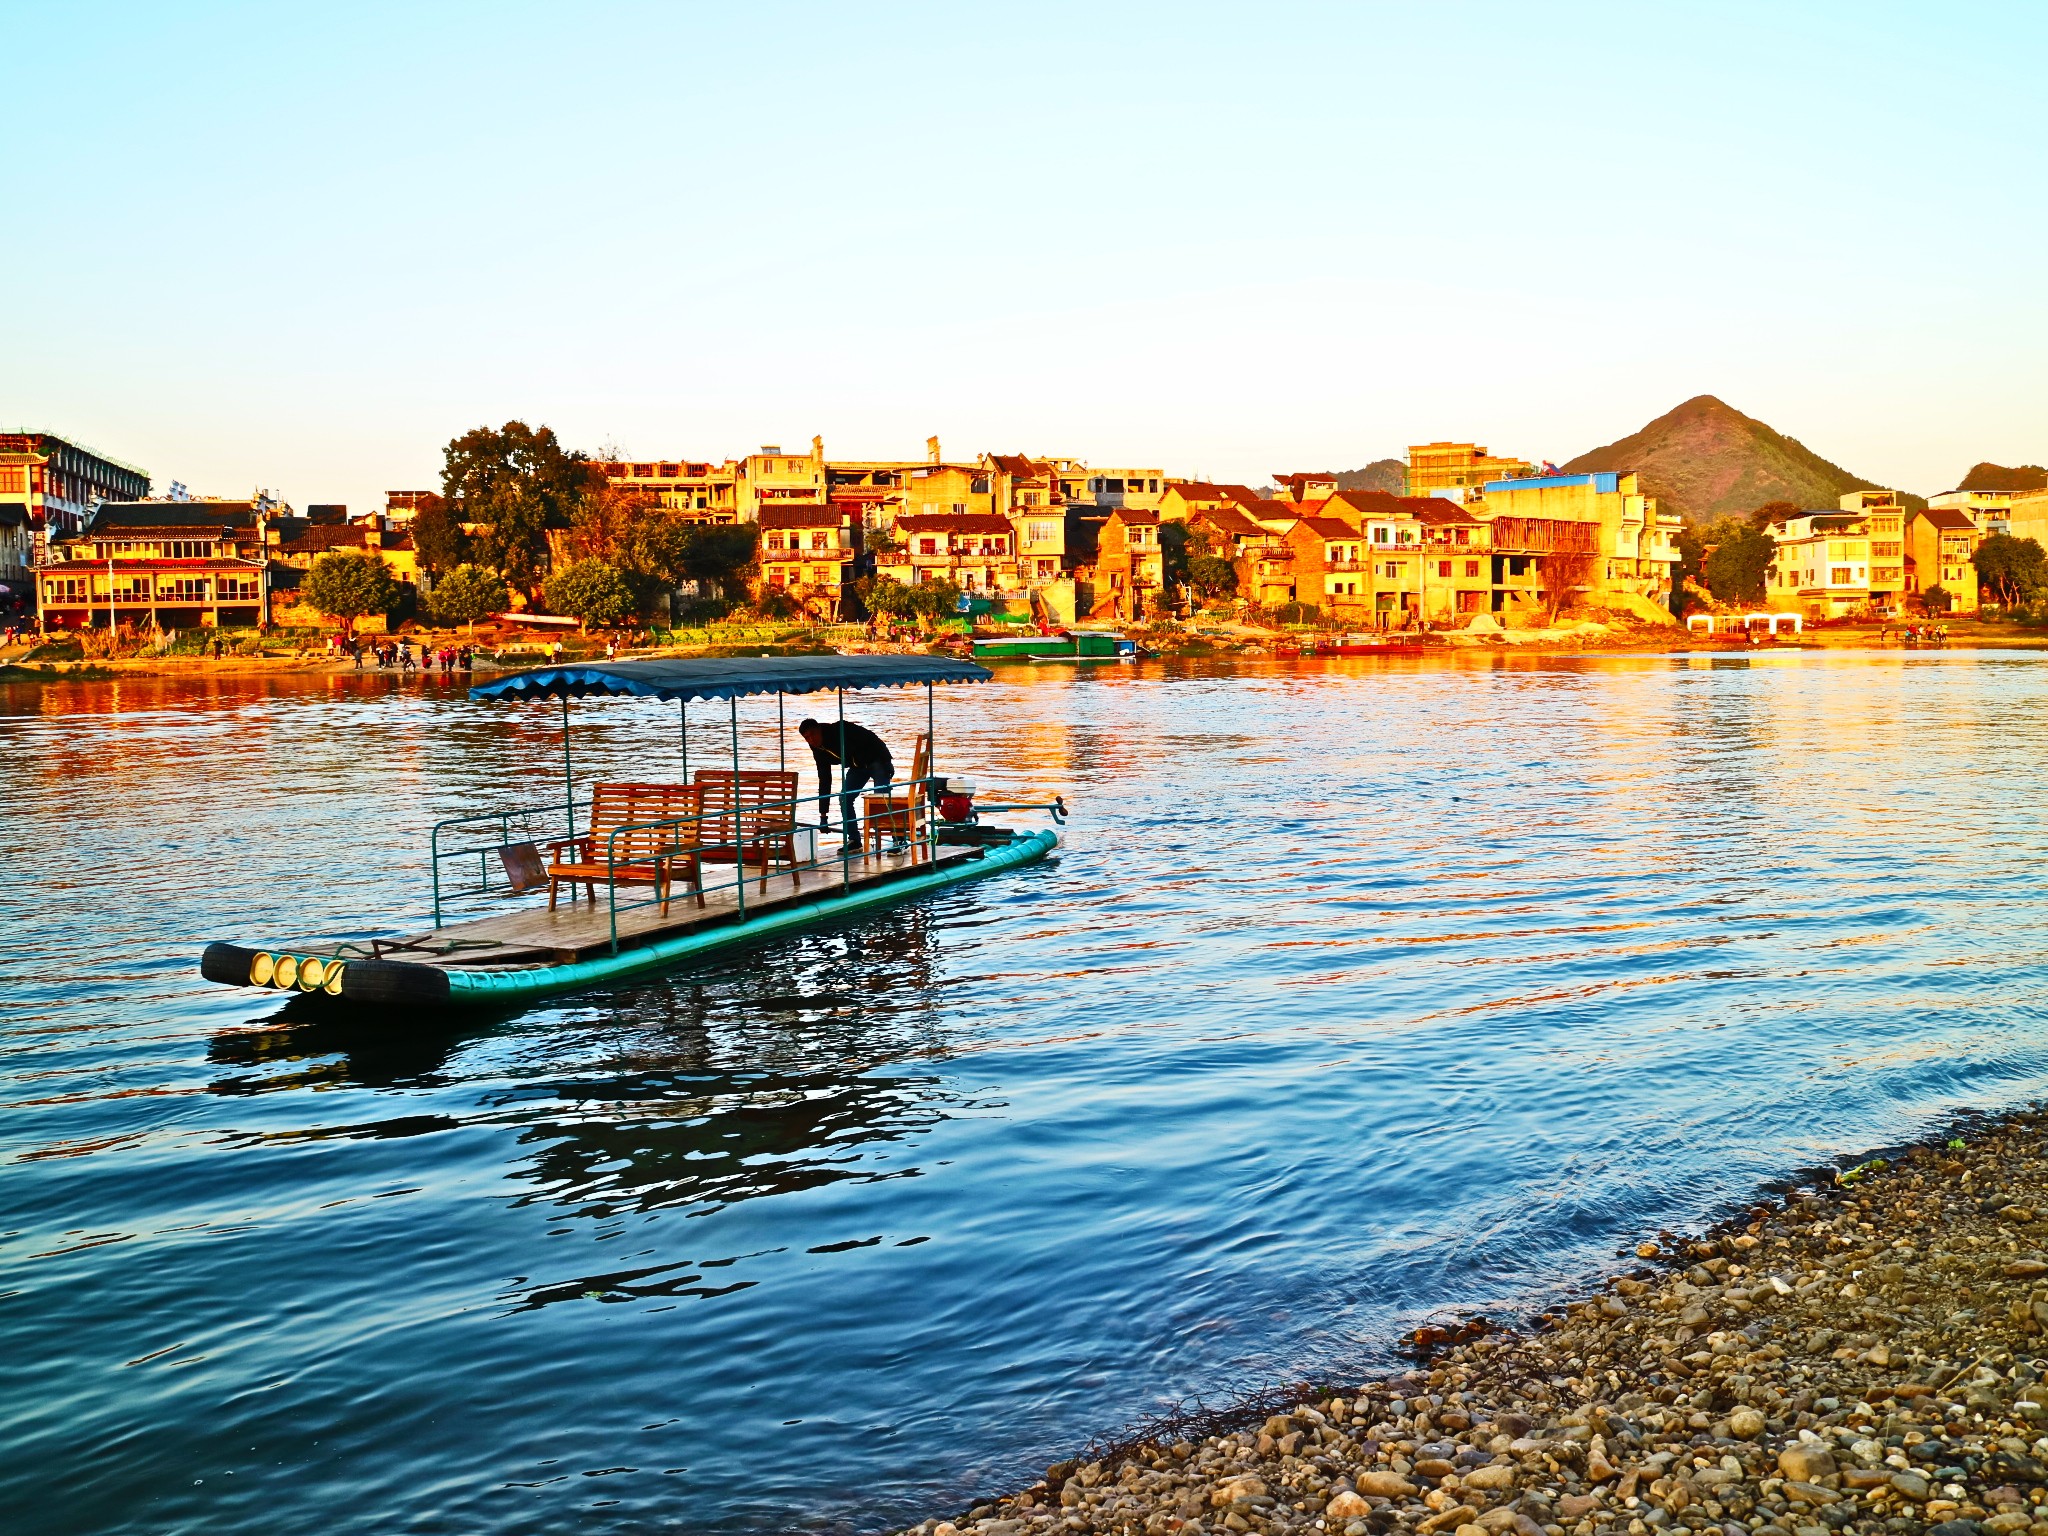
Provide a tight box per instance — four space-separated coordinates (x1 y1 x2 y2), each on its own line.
906 1111 2048 1536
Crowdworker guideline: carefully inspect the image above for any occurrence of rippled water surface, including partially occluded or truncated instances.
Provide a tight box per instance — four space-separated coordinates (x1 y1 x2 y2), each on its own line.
7 654 2048 1534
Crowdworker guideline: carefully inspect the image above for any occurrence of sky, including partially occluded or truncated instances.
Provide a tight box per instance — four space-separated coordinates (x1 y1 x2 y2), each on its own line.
5 1 2045 513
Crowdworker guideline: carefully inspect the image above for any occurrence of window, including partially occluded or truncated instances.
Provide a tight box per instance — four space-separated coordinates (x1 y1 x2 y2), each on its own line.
1105 478 1125 493
951 502 967 515
1454 527 1470 546
1383 561 1402 577
1027 521 1055 544
971 476 990 495
0 468 22 494
160 577 207 601
1465 560 1480 578
1372 526 1390 545
1036 559 1056 578
633 464 654 478
1438 560 1452 577
1873 541 1901 557
1023 492 1040 507
1831 567 1853 585
45 577 86 601
918 538 938 556
218 576 258 601
810 532 827 550
765 534 784 550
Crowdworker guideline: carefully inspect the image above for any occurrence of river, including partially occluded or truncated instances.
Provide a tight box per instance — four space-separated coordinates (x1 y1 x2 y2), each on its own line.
5 653 2047 1534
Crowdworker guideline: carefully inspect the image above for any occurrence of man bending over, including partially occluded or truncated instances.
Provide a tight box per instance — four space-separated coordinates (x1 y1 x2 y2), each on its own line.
797 717 894 840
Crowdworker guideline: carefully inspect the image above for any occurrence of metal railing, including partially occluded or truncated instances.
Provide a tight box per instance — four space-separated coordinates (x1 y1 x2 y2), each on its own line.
428 775 1057 952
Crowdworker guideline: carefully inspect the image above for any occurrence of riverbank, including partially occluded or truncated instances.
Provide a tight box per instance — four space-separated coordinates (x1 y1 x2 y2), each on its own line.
908 1110 2048 1536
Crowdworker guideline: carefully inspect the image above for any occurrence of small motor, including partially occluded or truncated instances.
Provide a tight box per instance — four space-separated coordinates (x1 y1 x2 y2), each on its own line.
938 777 976 823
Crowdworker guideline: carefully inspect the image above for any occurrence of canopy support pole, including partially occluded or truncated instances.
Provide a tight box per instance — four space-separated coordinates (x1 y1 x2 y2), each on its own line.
839 686 851 884
777 694 785 770
730 695 744 922
926 680 936 862
679 699 688 782
562 694 574 839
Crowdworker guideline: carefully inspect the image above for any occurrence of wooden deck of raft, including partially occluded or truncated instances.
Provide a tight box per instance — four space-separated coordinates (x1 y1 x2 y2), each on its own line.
381 843 982 968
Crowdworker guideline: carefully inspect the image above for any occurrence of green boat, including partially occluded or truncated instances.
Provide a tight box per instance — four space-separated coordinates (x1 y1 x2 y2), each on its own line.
972 630 1135 662
200 655 1067 1010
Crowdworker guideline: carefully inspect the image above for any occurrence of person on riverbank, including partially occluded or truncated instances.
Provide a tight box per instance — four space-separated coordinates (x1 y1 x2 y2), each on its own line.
797 717 894 841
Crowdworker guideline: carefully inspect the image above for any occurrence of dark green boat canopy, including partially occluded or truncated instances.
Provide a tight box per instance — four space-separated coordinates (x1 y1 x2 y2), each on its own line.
470 654 993 705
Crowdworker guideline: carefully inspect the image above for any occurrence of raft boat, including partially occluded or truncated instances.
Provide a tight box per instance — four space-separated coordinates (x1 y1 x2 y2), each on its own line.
199 655 1066 1010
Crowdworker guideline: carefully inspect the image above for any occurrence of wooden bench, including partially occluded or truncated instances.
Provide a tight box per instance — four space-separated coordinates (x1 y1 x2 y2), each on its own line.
546 782 704 915
694 770 803 892
862 732 932 862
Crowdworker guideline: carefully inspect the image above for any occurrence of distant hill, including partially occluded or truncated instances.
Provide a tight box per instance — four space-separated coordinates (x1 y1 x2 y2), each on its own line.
1335 460 1406 495
1957 462 2048 494
1562 395 1919 524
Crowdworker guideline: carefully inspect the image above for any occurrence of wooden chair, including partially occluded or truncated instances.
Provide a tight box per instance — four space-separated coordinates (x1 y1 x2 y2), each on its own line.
694 769 802 891
862 732 932 862
545 782 704 915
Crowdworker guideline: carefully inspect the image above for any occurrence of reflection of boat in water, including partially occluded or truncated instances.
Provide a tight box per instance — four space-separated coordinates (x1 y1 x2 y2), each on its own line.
199 655 1067 1012
972 630 1136 663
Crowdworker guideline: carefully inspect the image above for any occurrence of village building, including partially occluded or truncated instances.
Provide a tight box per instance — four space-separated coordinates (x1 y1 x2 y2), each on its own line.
0 503 33 591
1089 508 1164 620
1406 441 1534 500
1187 505 1292 610
738 440 828 519
39 501 271 631
1072 466 1165 514
1158 481 1260 524
1903 506 1981 612
1928 489 2019 537
757 506 857 620
2006 488 2048 549
1761 498 1908 619
1272 472 1340 505
1280 514 1377 620
881 513 1016 593
1470 470 1678 610
0 432 152 539
590 457 745 522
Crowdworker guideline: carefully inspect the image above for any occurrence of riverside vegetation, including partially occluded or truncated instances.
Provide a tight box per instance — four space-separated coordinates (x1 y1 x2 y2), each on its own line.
906 1113 2048 1536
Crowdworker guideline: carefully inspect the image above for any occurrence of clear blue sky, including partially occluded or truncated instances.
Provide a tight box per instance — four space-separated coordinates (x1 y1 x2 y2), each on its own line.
5 1 2043 513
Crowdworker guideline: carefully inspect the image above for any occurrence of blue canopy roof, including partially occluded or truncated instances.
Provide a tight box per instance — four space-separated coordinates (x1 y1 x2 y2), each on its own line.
469 653 993 705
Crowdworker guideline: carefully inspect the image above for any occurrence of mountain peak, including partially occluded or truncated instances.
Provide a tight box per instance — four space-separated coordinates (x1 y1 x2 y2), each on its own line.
1562 397 1913 523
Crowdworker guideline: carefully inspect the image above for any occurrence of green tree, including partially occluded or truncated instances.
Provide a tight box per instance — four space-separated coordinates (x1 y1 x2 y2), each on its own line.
407 493 469 577
1702 523 1777 604
1974 533 2048 607
542 558 634 629
904 578 963 629
680 523 760 596
1159 520 1190 587
304 552 399 637
425 563 510 630
566 488 696 615
441 421 601 599
855 575 916 620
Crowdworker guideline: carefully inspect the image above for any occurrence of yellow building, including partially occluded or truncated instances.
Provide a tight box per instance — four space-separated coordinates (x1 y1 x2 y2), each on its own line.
1469 470 1678 607
1903 507 1980 612
757 506 856 620
2005 489 2048 549
1159 481 1261 524
739 439 827 520
1762 497 1908 618
880 514 1016 593
1406 441 1533 498
592 457 744 522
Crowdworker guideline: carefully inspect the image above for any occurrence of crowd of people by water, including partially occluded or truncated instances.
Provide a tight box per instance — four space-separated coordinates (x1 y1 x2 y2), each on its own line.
335 637 478 674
